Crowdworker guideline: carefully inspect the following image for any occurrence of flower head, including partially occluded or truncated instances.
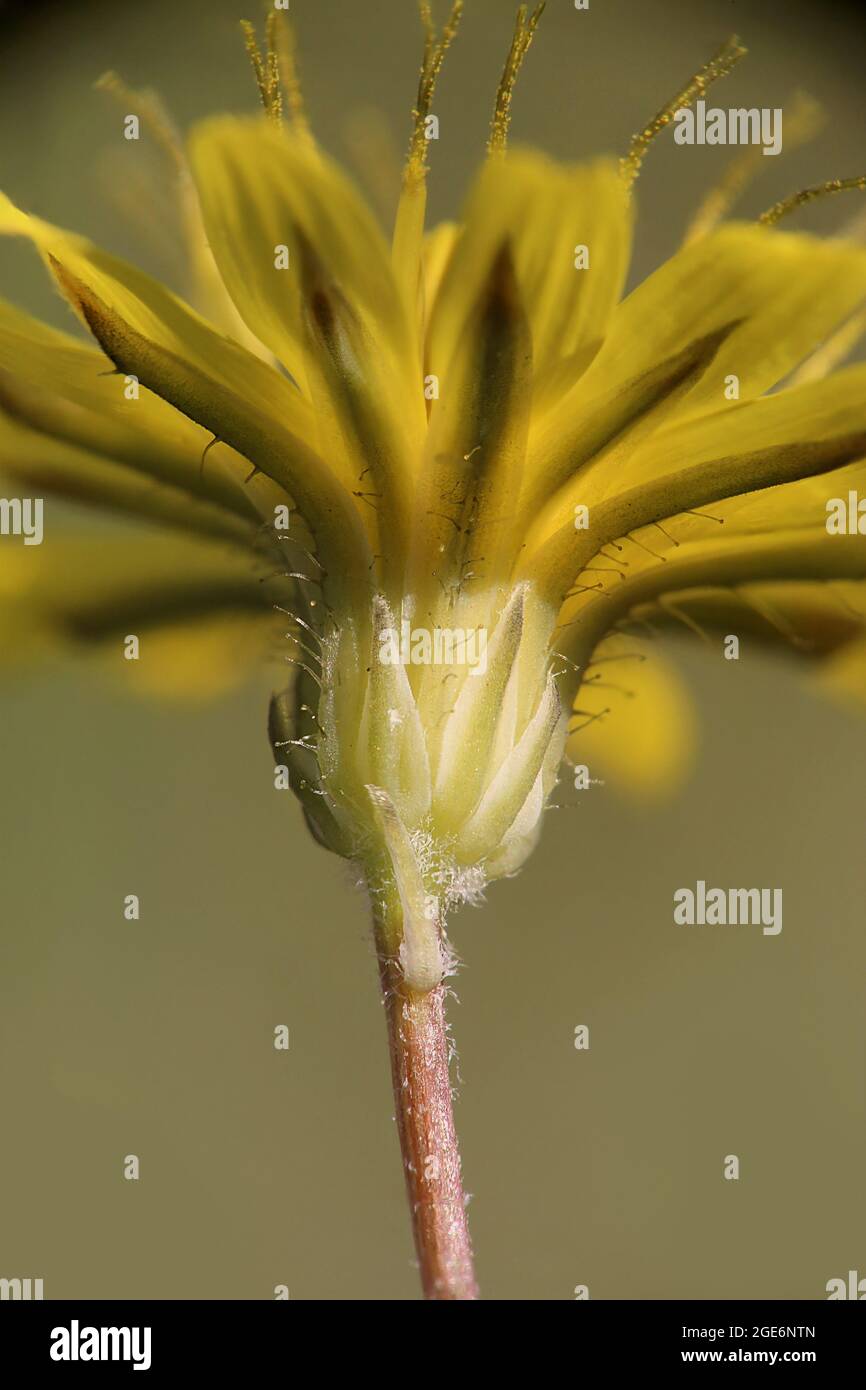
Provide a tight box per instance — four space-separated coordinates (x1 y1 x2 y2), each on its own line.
2 9 866 992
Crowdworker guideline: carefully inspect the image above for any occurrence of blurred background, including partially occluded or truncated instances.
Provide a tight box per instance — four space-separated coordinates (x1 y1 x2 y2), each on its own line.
0 0 864 1299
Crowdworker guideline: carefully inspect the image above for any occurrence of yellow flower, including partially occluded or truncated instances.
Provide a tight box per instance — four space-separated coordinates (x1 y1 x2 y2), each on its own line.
2 12 866 993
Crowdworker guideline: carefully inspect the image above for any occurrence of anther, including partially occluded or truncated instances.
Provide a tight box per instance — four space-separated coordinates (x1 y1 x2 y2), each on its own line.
620 35 747 188
405 1 464 181
95 70 185 173
759 175 866 226
488 3 546 156
241 15 283 124
683 90 824 244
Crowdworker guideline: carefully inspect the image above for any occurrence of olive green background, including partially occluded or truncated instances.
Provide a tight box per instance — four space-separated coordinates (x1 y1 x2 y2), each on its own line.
0 0 863 1299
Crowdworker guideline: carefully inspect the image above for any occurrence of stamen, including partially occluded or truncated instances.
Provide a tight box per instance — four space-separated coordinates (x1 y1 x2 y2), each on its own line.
264 11 283 124
406 1 464 184
683 91 823 243
95 71 185 174
759 175 866 226
240 17 282 123
619 35 747 188
241 21 269 112
488 3 546 156
275 15 313 143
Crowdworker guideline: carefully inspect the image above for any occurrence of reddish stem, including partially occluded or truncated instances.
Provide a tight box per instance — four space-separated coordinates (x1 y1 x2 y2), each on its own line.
377 952 479 1300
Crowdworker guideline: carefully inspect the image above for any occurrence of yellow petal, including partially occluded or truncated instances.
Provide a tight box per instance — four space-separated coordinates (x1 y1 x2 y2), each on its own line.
612 363 866 501
0 530 264 605
0 297 259 522
187 118 415 396
392 177 428 341
108 611 278 700
429 151 632 384
523 366 866 603
817 634 866 709
421 221 458 333
407 243 532 605
566 638 698 798
0 412 255 548
187 118 422 555
0 533 280 698
0 188 312 438
531 223 866 507
632 579 865 660
0 200 374 609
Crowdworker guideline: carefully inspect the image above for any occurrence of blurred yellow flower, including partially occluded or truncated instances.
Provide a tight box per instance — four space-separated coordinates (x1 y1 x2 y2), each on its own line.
1 14 865 938
0 10 864 931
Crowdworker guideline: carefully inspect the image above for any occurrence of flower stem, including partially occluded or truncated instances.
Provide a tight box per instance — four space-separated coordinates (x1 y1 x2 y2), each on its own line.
373 897 479 1300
